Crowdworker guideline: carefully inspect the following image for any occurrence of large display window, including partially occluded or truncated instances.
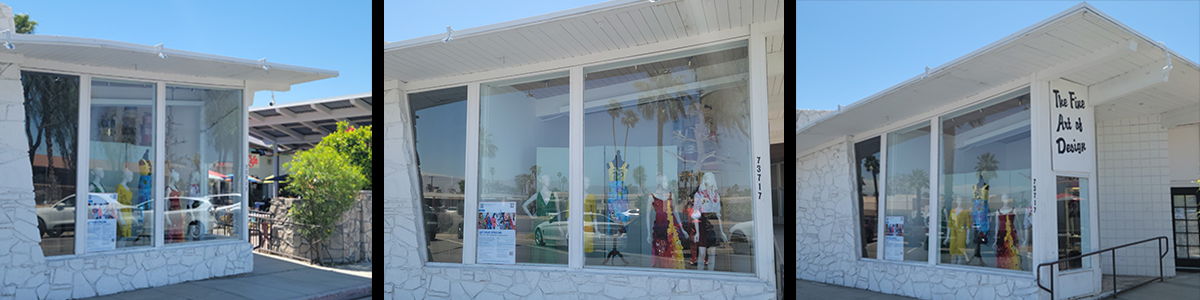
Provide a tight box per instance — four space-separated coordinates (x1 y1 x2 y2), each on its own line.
24 71 81 256
88 78 157 251
581 41 752 273
883 124 931 262
937 88 1032 271
163 85 244 244
410 86 468 263
477 72 571 265
855 137 881 259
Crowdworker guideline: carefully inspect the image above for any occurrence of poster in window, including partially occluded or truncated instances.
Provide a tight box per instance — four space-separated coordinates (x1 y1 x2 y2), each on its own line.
477 201 516 264
86 193 120 252
884 216 904 261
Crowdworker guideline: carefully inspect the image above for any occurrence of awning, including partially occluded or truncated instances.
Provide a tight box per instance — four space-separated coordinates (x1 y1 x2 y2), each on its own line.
208 170 226 181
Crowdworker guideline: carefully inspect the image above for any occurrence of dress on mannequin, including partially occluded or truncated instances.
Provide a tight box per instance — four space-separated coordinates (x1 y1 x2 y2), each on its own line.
651 194 685 269
996 204 1020 270
947 208 970 257
116 171 134 238
967 176 990 266
601 151 630 266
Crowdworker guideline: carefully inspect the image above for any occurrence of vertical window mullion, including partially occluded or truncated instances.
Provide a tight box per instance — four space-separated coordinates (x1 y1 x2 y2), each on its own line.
463 82 481 265
928 118 940 265
154 82 166 248
568 66 583 269
75 74 92 255
876 134 888 259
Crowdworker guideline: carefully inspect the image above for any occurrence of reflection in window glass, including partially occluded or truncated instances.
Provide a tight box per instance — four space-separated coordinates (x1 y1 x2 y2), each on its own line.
24 71 80 256
884 124 930 262
479 73 570 265
164 85 243 243
582 41 753 273
1057 176 1090 270
409 86 467 263
939 89 1032 271
89 78 156 250
855 137 881 259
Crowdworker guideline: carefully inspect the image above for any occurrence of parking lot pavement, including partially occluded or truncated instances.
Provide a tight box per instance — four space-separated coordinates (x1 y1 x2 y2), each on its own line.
82 253 371 300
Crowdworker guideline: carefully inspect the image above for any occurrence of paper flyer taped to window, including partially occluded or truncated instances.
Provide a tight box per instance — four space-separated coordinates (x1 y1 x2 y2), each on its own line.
477 201 516 264
87 193 120 252
884 216 904 261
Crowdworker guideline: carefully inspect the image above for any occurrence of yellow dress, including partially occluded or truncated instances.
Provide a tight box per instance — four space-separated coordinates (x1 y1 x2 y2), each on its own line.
583 194 595 253
116 184 134 238
948 209 969 256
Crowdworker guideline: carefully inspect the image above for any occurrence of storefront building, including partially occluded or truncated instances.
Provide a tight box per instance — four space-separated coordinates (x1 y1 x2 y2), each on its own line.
0 4 337 298
795 3 1198 300
385 0 782 299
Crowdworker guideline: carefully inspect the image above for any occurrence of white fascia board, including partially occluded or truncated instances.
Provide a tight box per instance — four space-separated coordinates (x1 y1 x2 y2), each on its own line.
248 92 372 111
1089 58 1172 105
1081 3 1200 71
384 0 659 51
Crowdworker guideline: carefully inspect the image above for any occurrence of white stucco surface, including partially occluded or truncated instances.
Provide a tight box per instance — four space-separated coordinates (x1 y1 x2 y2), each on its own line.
795 139 1045 300
1096 114 1178 277
384 84 775 300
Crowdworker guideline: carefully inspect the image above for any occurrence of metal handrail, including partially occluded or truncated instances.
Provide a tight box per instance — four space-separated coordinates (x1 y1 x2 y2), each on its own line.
1035 236 1169 299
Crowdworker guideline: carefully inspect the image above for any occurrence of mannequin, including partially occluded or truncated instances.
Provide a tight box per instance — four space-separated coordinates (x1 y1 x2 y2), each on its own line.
646 173 687 269
136 150 152 206
943 196 970 264
994 194 1020 270
167 170 182 197
601 151 630 266
691 173 727 269
189 171 202 196
167 169 183 240
116 170 135 238
522 175 559 264
965 176 990 266
90 168 106 193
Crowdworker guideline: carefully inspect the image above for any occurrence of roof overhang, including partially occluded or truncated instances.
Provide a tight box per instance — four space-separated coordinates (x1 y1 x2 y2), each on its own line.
797 2 1200 154
248 92 372 152
4 33 337 91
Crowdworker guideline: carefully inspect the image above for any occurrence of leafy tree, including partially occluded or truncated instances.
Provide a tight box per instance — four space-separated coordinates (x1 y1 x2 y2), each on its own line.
316 120 372 189
23 72 78 205
14 13 36 34
284 145 366 264
975 152 999 182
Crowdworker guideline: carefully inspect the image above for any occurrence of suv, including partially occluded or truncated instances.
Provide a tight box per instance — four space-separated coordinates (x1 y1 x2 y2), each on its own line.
36 195 77 237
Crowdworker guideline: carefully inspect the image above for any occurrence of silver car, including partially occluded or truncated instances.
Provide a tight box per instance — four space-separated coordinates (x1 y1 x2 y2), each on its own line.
36 195 77 237
534 212 627 251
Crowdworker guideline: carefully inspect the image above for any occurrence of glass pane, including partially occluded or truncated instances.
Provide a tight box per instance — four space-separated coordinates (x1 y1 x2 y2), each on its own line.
410 86 467 263
884 124 931 262
1188 209 1198 221
1188 220 1199 233
163 85 243 244
1056 176 1090 270
1175 195 1186 207
24 71 81 256
939 89 1032 271
1177 246 1188 259
88 78 156 251
1191 234 1200 247
1176 234 1188 246
582 40 753 273
856 137 882 259
1192 247 1200 259
478 72 570 265
1176 220 1188 232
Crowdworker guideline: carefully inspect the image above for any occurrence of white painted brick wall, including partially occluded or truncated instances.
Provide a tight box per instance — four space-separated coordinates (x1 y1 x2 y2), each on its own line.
796 139 1044 300
1095 114 1176 277
384 84 776 300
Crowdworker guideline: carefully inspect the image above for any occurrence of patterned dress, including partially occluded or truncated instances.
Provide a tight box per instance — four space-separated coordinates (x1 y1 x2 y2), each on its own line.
971 178 990 244
606 161 629 225
651 194 685 269
996 211 1021 270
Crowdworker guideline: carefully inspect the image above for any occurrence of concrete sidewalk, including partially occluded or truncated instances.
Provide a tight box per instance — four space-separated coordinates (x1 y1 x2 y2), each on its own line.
83 253 371 300
1109 270 1200 299
796 280 915 300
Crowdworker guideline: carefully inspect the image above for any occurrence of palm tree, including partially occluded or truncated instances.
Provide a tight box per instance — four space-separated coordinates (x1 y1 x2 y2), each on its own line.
863 156 880 197
620 109 639 154
606 99 622 147
975 153 999 183
634 70 688 175
479 128 498 159
14 13 37 34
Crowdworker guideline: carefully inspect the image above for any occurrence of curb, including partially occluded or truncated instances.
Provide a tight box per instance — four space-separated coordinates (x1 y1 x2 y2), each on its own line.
301 284 372 300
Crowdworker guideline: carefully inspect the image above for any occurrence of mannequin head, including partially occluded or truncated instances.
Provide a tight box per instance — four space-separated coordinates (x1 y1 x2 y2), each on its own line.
1001 193 1012 206
954 196 965 208
701 173 717 191
191 172 202 185
122 169 133 184
657 173 668 191
92 167 105 182
583 177 590 191
170 170 180 185
539 175 550 189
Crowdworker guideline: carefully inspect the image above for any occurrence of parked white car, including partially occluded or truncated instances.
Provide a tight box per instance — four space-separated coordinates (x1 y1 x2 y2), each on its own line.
729 221 754 255
36 195 77 237
534 212 627 251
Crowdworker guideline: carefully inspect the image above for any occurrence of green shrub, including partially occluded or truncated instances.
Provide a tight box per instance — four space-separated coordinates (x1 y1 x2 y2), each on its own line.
284 145 366 262
316 120 372 190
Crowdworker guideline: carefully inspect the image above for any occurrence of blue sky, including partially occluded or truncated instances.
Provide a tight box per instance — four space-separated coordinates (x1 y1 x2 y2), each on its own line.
6 1 371 106
797 1 1200 111
385 0 607 42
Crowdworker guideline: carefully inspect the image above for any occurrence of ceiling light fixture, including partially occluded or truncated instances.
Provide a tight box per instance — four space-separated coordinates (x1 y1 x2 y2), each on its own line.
2 29 13 50
444 26 455 42
154 43 167 59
